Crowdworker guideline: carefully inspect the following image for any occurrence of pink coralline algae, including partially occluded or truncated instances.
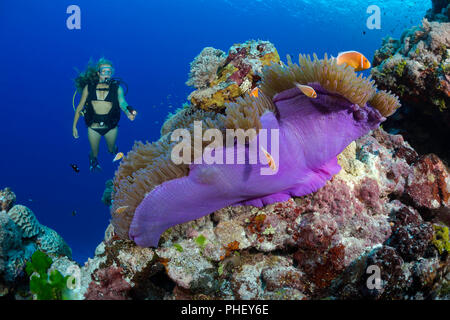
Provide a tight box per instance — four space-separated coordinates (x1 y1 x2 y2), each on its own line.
405 153 450 210
84 266 131 300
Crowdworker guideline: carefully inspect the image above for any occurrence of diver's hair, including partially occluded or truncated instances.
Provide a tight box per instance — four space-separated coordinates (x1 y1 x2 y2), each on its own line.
73 57 114 92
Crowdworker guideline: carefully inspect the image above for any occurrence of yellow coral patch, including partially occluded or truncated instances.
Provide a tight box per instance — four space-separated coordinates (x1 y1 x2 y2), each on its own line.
191 83 242 111
211 64 237 86
260 50 280 66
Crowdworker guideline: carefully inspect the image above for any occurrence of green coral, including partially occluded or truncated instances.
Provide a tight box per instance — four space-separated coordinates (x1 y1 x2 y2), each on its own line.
395 60 407 77
432 225 450 255
25 250 74 300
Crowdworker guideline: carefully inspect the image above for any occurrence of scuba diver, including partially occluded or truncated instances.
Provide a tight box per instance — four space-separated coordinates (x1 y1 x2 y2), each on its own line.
72 58 137 171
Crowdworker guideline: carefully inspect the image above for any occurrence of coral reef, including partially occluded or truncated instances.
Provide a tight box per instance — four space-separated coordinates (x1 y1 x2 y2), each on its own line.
7 205 42 238
4 38 450 300
371 18 450 162
186 40 280 111
84 266 132 300
425 0 450 22
66 126 449 300
0 187 15 212
101 179 114 206
25 250 74 300
0 196 72 298
186 47 226 89
372 19 449 110
112 49 399 248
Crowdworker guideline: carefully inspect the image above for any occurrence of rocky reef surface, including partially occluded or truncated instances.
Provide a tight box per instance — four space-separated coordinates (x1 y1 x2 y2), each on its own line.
84 128 450 300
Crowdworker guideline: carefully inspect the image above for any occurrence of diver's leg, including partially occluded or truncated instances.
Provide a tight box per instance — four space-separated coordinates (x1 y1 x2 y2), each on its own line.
87 127 102 171
104 126 118 154
87 127 101 158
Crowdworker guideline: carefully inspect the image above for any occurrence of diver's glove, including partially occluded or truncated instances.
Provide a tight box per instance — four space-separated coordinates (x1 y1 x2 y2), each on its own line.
126 105 137 115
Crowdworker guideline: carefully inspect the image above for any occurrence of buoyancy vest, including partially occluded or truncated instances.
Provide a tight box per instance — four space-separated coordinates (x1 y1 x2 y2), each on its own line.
84 81 121 128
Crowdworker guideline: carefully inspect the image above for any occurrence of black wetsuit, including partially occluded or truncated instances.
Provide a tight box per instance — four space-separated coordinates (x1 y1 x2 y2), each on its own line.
84 81 121 136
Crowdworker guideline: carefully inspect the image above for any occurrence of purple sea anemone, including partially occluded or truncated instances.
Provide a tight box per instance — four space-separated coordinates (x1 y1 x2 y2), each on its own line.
111 53 401 247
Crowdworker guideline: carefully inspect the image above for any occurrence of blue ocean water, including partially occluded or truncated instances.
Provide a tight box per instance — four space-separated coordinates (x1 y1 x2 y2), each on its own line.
0 0 430 264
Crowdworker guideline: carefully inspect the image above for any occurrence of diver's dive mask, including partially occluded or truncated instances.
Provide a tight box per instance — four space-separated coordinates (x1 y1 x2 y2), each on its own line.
99 66 113 76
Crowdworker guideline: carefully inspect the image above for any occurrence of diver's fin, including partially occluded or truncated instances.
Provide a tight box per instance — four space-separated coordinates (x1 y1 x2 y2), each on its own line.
89 154 102 172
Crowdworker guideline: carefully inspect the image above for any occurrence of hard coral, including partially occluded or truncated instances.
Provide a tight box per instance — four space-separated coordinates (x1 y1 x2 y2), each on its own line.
7 205 42 238
186 40 280 111
371 18 450 162
186 47 226 89
0 188 16 212
432 224 450 255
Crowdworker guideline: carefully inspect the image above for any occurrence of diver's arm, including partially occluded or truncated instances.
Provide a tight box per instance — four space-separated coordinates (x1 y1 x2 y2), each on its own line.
72 85 88 138
73 85 88 126
118 85 136 120
117 85 129 112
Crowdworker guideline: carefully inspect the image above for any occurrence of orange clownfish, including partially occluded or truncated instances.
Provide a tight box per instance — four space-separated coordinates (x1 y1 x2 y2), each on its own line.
335 51 371 71
115 206 129 214
113 152 124 162
248 87 259 98
260 145 277 172
294 82 317 98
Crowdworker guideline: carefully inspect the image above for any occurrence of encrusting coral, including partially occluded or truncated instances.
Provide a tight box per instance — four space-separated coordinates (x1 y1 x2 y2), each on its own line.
186 40 281 111
371 16 450 163
0 193 72 297
111 47 401 247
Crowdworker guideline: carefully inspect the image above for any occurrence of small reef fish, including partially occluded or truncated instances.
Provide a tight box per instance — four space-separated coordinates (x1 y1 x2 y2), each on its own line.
70 164 80 173
113 152 124 162
335 51 371 71
115 206 129 214
260 146 277 172
294 82 317 98
72 210 77 216
249 87 259 98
